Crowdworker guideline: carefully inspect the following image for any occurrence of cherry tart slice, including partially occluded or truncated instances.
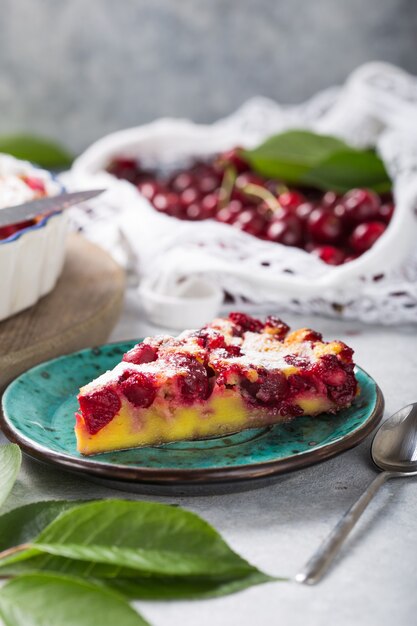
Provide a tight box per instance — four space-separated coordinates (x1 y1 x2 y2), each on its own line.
75 313 358 455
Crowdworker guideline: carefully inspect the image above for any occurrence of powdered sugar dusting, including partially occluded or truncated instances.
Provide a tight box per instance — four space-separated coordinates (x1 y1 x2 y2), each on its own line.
81 316 344 393
208 331 317 371
81 357 187 392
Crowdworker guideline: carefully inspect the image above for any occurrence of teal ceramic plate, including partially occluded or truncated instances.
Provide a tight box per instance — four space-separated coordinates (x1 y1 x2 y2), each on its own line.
1 341 384 493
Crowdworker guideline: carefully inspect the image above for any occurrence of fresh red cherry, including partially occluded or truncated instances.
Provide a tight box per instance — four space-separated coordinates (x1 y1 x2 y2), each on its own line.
265 179 279 194
234 208 266 236
218 147 249 173
201 193 219 217
322 191 340 208
349 221 386 253
266 215 303 246
256 200 274 218
152 192 168 211
235 172 265 189
180 187 201 208
197 174 219 194
185 203 205 220
333 202 348 221
342 188 381 222
190 162 218 179
216 200 243 224
277 190 306 210
310 245 345 265
378 202 395 223
295 201 315 222
344 253 360 263
170 172 195 193
152 192 181 214
107 157 139 182
269 205 293 221
230 186 254 204
137 180 161 201
307 207 343 244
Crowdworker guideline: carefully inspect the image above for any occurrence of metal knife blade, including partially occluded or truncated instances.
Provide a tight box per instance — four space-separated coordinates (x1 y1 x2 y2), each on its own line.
0 189 105 228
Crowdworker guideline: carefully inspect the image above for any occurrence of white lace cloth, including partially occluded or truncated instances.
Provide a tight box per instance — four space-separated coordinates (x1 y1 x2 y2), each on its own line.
64 62 417 328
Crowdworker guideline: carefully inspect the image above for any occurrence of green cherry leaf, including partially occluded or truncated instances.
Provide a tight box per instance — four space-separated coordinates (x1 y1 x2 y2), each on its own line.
243 130 351 182
242 129 391 192
0 561 277 602
0 135 73 169
105 570 277 600
0 573 150 626
0 500 88 552
0 500 277 601
0 500 260 580
0 445 22 510
302 149 391 192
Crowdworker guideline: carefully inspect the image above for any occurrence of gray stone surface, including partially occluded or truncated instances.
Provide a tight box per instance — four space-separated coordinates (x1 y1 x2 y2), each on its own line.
1 292 417 625
0 0 417 152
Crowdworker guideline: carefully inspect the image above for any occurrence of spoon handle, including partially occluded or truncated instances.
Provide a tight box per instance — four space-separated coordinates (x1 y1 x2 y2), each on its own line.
295 471 391 585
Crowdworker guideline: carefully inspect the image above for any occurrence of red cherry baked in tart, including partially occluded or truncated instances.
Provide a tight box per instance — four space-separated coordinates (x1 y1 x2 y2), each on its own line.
75 313 358 455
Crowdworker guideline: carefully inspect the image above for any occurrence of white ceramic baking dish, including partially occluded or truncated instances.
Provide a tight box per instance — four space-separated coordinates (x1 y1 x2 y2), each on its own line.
0 154 67 321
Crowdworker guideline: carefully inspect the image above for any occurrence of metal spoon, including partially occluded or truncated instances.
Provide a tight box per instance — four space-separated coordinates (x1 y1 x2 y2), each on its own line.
296 403 417 585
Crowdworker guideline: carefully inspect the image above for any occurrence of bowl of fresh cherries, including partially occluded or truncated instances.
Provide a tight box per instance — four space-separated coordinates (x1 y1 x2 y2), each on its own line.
72 121 416 314
105 146 394 267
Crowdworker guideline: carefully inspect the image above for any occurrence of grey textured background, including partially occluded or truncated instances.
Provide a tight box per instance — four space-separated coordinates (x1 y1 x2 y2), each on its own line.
0 0 417 153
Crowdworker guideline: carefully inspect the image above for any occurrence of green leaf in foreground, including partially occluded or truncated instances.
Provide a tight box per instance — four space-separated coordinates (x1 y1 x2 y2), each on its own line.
0 500 277 599
0 573 149 626
2 499 256 578
243 130 350 182
105 570 276 600
0 500 86 552
0 556 275 602
0 445 21 510
0 134 73 168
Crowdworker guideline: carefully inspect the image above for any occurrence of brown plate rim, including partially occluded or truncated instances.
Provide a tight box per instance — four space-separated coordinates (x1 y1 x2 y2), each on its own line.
0 370 384 486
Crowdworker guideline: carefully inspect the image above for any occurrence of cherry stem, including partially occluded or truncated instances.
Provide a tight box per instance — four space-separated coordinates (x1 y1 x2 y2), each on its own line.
218 165 237 210
238 183 282 212
0 542 31 565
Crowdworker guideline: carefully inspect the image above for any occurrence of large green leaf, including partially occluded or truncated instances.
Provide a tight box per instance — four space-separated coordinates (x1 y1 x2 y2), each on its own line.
0 500 259 578
0 554 275 601
302 149 391 192
0 499 277 600
0 135 73 168
0 500 87 552
106 570 276 600
243 129 391 192
0 445 21 510
243 130 350 182
0 573 149 626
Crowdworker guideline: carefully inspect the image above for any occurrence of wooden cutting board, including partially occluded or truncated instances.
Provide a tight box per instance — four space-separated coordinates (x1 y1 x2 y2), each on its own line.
0 234 125 392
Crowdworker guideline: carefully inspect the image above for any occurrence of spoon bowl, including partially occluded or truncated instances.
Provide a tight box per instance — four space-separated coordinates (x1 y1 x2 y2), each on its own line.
372 403 417 474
